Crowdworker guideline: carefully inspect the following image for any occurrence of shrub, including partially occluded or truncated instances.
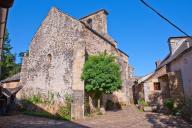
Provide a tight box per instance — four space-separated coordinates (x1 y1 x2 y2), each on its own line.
81 53 122 109
46 91 54 104
24 94 72 120
56 105 71 120
56 94 72 120
137 99 148 111
81 53 122 94
27 95 43 104
138 99 148 106
164 99 174 111
95 108 103 115
22 111 54 119
163 99 181 115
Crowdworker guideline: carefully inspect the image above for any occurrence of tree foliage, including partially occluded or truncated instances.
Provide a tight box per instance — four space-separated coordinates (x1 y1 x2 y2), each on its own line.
81 53 122 96
18 50 29 64
0 30 21 80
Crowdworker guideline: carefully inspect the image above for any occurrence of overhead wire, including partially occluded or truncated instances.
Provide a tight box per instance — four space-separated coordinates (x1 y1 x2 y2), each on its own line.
140 0 192 40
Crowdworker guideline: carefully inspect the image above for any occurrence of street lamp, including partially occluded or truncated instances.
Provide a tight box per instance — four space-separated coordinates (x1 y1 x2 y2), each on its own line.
0 0 14 79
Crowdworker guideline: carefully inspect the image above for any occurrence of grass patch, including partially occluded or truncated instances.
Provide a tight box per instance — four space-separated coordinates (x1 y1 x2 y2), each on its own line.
137 109 144 112
21 110 70 121
21 94 72 121
22 111 54 119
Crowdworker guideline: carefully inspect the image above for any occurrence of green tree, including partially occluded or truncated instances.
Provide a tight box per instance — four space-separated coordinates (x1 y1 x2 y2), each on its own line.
81 53 122 109
0 30 20 80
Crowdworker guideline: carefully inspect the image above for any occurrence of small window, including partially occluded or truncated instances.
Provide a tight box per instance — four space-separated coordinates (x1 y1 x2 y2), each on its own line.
47 54 52 64
87 18 92 28
154 82 161 90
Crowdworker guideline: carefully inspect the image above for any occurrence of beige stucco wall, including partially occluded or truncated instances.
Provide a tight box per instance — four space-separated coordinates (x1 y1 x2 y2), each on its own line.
143 81 164 105
142 67 167 105
169 49 192 100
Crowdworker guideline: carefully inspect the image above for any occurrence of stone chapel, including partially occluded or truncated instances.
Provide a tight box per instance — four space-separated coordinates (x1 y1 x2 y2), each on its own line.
19 7 133 119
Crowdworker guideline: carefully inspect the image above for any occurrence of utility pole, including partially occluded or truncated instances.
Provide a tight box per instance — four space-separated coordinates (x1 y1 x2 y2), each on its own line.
0 0 14 79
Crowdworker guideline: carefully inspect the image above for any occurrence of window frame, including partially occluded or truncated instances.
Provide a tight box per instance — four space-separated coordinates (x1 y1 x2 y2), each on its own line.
154 82 161 90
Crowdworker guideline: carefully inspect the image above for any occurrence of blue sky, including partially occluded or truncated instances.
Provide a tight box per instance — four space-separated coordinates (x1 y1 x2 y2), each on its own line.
7 0 192 76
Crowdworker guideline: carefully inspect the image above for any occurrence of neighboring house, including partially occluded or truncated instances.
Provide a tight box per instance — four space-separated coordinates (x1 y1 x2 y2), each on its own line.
158 36 192 103
133 68 171 107
0 73 22 115
19 7 133 119
132 73 154 104
1 73 20 89
133 36 192 108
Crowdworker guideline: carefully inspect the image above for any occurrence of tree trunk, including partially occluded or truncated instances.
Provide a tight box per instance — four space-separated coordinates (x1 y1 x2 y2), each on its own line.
88 95 94 111
97 98 101 109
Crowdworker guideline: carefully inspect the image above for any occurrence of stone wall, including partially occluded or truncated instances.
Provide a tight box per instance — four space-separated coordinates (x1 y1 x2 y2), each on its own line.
82 23 130 105
20 8 85 118
80 10 108 35
20 7 131 119
136 66 168 106
167 71 185 107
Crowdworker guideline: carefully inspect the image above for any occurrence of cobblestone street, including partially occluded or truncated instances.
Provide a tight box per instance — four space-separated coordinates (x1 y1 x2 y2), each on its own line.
0 106 191 128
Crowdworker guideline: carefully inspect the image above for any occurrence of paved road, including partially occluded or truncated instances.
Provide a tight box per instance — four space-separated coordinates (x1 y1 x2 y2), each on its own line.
0 106 191 128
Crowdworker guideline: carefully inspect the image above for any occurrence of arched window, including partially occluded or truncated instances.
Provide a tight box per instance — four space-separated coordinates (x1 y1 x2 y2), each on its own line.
87 18 92 28
47 54 52 64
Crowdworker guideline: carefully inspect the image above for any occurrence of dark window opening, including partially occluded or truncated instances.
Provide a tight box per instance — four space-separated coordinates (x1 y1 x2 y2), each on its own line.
154 82 161 90
87 19 92 28
47 54 52 64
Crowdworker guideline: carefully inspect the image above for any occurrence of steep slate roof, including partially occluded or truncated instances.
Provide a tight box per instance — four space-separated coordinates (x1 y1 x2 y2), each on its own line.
157 37 192 70
1 73 20 83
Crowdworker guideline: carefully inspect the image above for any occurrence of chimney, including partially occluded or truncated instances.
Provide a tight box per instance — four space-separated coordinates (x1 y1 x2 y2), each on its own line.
155 60 161 68
80 9 108 35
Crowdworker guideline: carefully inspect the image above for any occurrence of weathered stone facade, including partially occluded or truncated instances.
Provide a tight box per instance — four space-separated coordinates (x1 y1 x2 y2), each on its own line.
19 7 132 119
134 36 192 109
133 64 185 108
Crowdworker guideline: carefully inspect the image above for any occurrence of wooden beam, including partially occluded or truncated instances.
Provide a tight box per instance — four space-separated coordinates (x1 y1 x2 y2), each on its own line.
0 0 14 8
